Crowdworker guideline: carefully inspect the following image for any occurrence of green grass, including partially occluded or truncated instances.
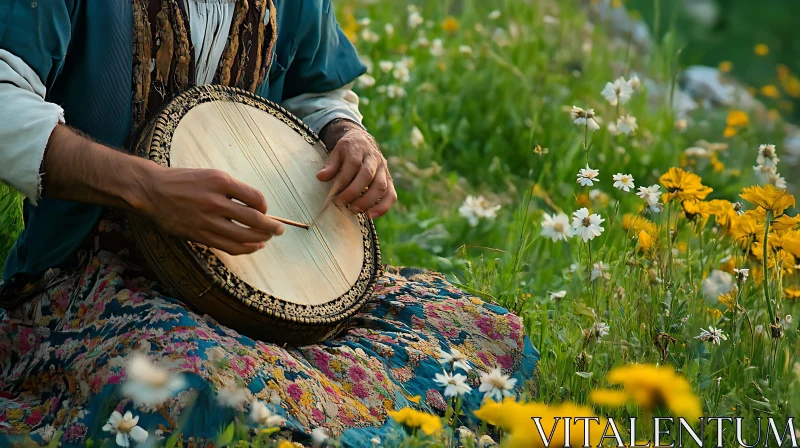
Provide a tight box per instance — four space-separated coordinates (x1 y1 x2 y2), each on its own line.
2 0 799 445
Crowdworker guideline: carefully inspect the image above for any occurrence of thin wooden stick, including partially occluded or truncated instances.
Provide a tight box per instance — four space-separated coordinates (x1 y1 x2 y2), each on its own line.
266 214 310 230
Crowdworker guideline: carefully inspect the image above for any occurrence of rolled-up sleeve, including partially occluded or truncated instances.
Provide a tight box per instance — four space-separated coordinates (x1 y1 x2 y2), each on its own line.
281 82 364 135
281 0 367 100
0 49 65 205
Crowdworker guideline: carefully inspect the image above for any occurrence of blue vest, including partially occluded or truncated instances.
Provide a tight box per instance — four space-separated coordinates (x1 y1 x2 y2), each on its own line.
0 0 365 280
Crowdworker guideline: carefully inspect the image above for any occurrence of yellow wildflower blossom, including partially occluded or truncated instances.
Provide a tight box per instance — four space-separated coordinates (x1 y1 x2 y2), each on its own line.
475 398 606 448
388 408 442 435
660 167 713 203
726 109 750 128
718 61 733 73
591 364 703 421
754 44 769 56
740 184 796 217
442 17 459 33
761 85 781 99
784 287 800 299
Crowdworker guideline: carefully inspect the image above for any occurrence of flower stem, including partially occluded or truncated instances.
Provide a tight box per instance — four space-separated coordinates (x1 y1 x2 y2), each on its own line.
762 211 775 326
584 122 589 162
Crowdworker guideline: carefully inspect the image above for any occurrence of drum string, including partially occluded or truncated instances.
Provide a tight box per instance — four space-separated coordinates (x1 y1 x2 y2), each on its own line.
231 104 352 293
229 104 348 296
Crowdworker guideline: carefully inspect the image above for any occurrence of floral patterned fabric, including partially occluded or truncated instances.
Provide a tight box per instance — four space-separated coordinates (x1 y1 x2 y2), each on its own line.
0 215 538 447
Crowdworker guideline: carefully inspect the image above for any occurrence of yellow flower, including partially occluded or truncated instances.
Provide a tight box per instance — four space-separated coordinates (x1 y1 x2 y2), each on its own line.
388 408 442 435
718 61 733 73
636 229 654 253
718 293 735 310
660 167 713 203
719 256 736 274
442 17 459 33
589 389 630 406
755 44 770 56
760 85 781 99
475 398 605 448
740 184 796 217
779 229 800 257
784 287 800 299
592 364 703 421
772 214 800 231
730 211 765 248
710 153 725 173
726 109 750 128
622 213 658 236
723 126 737 138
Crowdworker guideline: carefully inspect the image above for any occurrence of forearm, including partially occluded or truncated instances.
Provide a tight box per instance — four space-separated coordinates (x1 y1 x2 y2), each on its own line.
42 124 156 211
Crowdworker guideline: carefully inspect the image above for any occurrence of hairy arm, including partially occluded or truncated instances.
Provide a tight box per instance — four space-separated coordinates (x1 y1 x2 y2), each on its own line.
42 124 285 255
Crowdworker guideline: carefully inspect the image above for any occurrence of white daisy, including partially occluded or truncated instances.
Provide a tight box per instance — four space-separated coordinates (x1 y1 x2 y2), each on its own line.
757 143 779 168
695 326 728 345
488 10 501 20
571 208 605 242
616 115 638 135
410 126 425 148
600 77 634 106
767 171 787 190
393 65 410 83
121 354 186 406
430 38 445 57
570 106 600 130
459 196 501 227
577 164 600 187
478 368 518 401
311 427 329 447
438 348 472 372
612 173 635 192
360 28 379 43
216 386 251 410
459 45 473 55
734 268 749 283
434 372 472 398
407 6 424 28
636 184 663 212
591 322 610 338
541 213 573 242
384 23 395 36
590 261 610 281
357 74 376 88
249 399 286 427
102 410 148 447
627 74 641 90
550 290 567 301
379 60 393 73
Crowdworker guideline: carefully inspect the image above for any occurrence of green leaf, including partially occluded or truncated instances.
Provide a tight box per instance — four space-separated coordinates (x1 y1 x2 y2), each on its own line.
575 371 594 379
216 421 236 446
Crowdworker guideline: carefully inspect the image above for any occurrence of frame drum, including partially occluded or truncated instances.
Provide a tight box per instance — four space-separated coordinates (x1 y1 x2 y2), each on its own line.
128 85 381 346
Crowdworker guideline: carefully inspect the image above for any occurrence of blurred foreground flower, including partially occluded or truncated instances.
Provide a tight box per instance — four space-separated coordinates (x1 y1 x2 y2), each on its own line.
249 399 286 428
121 354 186 406
474 398 605 448
590 364 702 421
102 410 148 447
388 408 442 435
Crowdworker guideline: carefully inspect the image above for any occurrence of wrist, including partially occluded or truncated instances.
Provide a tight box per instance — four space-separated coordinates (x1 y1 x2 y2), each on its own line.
319 118 364 150
121 155 162 215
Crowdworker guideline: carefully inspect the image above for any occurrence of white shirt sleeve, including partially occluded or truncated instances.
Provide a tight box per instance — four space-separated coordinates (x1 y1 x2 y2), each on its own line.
281 82 365 136
0 49 65 206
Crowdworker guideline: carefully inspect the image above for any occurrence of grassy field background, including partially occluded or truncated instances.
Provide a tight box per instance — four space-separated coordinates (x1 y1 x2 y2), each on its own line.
2 0 800 445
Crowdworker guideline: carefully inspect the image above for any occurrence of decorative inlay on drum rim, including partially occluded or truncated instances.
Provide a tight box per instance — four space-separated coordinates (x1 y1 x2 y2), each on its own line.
130 84 382 327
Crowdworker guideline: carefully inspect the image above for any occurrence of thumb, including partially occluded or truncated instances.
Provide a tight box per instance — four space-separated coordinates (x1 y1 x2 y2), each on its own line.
317 148 342 182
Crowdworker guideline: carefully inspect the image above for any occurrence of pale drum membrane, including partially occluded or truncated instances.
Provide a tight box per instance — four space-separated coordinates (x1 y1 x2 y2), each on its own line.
170 101 365 306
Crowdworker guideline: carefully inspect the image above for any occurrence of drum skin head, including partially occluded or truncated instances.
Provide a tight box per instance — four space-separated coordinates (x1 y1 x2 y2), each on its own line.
128 85 381 346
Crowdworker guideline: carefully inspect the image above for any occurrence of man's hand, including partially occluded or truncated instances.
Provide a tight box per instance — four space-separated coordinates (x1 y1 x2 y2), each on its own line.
136 166 285 255
42 124 284 256
317 120 397 218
